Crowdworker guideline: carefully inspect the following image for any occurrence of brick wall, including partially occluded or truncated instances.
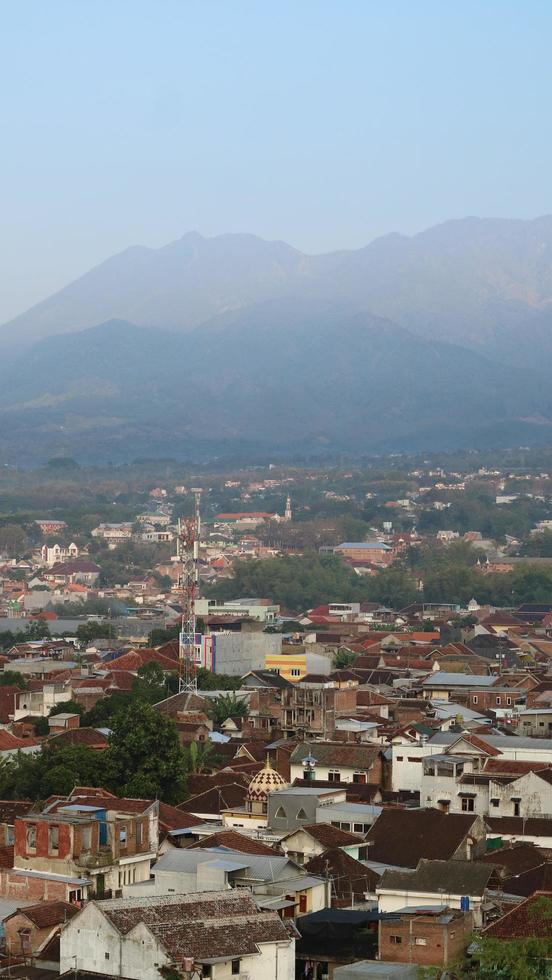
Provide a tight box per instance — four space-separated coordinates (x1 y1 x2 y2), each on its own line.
379 910 473 967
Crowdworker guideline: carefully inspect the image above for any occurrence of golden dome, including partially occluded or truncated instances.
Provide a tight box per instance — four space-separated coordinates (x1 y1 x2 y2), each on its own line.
246 758 288 804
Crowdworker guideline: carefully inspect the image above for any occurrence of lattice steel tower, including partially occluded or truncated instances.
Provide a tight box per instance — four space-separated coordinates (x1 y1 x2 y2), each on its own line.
176 488 202 693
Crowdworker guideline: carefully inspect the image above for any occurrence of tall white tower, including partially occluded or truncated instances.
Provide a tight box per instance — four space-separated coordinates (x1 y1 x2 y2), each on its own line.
284 495 292 521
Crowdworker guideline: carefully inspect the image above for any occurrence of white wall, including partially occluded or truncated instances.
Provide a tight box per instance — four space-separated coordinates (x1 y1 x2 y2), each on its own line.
377 887 485 927
60 903 295 980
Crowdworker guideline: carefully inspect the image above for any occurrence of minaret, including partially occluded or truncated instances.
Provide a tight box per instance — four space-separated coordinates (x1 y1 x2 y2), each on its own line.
285 495 292 521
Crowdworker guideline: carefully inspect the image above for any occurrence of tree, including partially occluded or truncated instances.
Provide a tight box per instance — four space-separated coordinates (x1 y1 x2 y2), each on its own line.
47 457 80 470
49 700 84 717
131 661 176 703
81 690 134 727
334 649 357 670
196 668 242 691
107 700 187 803
184 740 218 774
0 744 108 801
0 671 27 690
207 692 249 726
0 524 27 557
25 621 50 640
76 621 116 643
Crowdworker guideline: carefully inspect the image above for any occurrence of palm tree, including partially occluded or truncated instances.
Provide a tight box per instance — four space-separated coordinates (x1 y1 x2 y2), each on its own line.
184 740 219 774
207 692 249 727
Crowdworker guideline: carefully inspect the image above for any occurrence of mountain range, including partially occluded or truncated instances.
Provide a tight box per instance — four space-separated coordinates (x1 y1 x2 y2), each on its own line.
3 216 552 463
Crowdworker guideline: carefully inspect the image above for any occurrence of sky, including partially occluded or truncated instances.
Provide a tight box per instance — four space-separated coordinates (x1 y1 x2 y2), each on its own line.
1 0 551 322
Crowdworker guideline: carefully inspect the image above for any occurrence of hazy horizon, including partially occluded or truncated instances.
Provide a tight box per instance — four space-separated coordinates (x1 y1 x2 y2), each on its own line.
2 0 552 322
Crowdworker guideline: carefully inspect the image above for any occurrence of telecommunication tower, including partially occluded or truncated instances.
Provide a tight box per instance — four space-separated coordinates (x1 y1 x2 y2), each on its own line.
176 488 202 693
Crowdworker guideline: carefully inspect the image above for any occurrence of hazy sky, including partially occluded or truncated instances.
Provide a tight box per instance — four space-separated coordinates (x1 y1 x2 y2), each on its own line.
1 0 551 322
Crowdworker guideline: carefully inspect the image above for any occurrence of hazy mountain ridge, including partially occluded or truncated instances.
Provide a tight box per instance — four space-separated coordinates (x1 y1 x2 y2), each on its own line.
1 306 552 464
4 217 552 462
5 217 552 362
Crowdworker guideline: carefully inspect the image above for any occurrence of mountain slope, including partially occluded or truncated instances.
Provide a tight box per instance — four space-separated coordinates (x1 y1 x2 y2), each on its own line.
1 306 551 464
5 217 552 365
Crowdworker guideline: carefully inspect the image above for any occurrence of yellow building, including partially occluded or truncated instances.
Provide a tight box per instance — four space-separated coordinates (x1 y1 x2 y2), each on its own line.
265 648 331 682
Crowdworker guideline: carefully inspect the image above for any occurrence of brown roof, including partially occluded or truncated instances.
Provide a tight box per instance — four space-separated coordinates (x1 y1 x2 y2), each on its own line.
294 823 364 848
47 728 108 749
290 741 381 770
482 759 552 777
365 809 480 868
306 847 380 902
158 802 201 832
186 830 278 855
482 891 552 939
486 816 552 836
13 901 79 928
181 783 249 815
97 889 290 961
0 800 34 823
186 771 252 795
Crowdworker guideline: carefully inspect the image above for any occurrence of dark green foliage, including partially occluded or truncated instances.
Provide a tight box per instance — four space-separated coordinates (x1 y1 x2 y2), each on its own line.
334 649 358 669
207 692 249 726
196 668 242 691
76 621 117 643
107 700 187 803
0 670 27 690
131 661 178 703
49 700 84 717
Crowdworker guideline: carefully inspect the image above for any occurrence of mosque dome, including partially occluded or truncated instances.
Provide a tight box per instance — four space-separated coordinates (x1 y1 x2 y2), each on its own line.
246 758 288 815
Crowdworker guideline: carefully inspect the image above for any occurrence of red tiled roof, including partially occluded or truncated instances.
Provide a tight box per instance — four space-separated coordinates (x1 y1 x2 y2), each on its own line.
482 891 552 939
292 822 363 848
187 830 278 854
9 901 79 928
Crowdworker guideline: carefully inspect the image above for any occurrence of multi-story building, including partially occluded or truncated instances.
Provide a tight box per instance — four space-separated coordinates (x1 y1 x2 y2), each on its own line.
281 683 357 739
0 796 158 902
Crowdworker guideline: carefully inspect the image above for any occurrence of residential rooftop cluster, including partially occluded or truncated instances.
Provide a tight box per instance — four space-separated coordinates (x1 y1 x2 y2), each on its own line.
1 456 552 975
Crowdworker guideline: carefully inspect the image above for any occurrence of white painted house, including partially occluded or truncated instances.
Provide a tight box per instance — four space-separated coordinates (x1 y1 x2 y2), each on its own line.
60 889 295 980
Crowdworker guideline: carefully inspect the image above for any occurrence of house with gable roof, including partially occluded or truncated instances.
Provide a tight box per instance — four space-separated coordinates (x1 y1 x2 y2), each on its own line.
60 889 295 980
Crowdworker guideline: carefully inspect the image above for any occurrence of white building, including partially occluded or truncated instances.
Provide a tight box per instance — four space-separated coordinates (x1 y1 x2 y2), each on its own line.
41 543 79 567
122 847 327 917
60 889 295 980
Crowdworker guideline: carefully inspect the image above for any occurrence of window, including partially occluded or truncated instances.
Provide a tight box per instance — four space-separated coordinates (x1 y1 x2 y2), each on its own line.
396 755 404 762
48 824 59 853
119 826 127 845
26 824 36 851
6 826 14 845
340 821 351 831
496 697 501 705
507 697 512 706
328 770 341 782
353 772 366 784
296 808 307 820
275 806 286 819
415 937 427 946
491 798 499 807
291 669 301 677
461 797 475 812
136 821 142 846
390 935 402 944
514 800 521 817
353 823 364 833
231 961 240 976
82 826 92 851
105 953 110 961
472 696 478 704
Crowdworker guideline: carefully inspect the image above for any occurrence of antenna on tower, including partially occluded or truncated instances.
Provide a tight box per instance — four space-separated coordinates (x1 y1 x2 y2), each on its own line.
176 488 202 693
